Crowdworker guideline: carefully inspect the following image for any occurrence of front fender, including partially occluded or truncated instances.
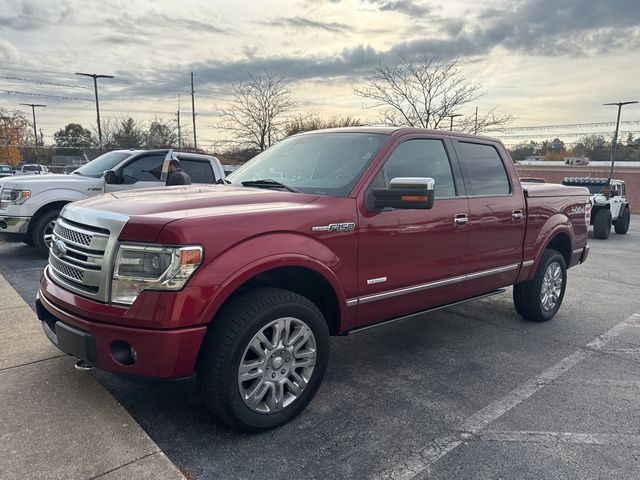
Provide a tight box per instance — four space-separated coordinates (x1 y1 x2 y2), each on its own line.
192 233 353 332
27 189 92 216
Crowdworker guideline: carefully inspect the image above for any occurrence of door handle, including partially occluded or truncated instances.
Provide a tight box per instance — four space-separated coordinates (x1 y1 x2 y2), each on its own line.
512 210 523 221
454 214 469 226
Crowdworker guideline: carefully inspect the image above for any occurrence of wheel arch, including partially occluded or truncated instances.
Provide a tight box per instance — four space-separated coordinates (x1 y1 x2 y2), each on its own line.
26 200 71 239
201 255 349 336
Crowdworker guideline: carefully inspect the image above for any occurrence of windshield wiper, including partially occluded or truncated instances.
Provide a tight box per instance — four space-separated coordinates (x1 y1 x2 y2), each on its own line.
241 179 300 193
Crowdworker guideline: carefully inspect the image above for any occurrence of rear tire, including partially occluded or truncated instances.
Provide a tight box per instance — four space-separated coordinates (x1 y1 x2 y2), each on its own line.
32 209 60 257
197 287 330 432
513 249 567 322
614 207 630 234
593 209 611 239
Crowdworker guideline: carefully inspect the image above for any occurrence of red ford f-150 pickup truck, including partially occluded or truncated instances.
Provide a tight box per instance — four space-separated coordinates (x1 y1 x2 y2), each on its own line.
37 127 590 431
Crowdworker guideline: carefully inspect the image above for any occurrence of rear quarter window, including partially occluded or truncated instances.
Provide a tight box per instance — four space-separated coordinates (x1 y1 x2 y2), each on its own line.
458 142 511 196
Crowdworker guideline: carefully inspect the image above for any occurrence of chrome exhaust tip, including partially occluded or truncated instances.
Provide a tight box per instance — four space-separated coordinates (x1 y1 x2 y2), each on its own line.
74 359 95 372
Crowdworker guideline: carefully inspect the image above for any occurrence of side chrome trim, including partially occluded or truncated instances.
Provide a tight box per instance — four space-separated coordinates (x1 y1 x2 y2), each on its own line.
348 289 506 334
354 263 520 306
366 276 387 285
522 260 535 267
346 298 358 307
572 248 583 255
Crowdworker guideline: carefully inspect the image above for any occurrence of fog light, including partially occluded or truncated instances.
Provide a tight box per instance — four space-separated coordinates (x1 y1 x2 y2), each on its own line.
110 340 137 366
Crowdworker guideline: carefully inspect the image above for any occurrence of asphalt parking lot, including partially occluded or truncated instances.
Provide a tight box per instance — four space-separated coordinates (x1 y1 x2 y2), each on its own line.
1 217 639 479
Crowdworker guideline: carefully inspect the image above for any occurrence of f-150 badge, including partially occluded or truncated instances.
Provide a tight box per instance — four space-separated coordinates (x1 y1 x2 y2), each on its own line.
312 223 356 232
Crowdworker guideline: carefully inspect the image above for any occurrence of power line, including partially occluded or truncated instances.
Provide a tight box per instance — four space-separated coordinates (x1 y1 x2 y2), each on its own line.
494 130 640 140
0 90 93 102
0 75 91 90
489 120 640 132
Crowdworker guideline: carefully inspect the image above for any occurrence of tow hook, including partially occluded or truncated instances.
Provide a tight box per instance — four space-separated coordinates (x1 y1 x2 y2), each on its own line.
74 360 95 372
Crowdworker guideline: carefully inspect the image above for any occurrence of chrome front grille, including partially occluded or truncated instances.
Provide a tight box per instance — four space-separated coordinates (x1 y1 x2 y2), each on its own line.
48 216 111 299
54 222 93 247
49 255 85 282
46 204 129 302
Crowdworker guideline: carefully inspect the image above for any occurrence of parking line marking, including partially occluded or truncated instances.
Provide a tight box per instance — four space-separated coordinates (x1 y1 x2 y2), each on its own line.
377 314 639 480
479 431 640 447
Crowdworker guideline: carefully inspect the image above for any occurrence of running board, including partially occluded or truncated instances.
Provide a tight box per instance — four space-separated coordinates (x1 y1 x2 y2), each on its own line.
347 289 506 334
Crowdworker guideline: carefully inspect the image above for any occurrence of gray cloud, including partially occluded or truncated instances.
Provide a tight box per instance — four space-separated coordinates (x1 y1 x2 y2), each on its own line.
119 0 640 99
373 0 431 16
0 39 20 62
263 16 352 33
0 0 72 30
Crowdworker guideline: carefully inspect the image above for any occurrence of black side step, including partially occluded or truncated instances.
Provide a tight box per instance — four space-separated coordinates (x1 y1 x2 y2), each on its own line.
347 289 506 334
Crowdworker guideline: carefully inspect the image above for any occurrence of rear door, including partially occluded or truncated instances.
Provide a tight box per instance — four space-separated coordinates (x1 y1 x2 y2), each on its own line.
179 157 219 184
452 139 525 295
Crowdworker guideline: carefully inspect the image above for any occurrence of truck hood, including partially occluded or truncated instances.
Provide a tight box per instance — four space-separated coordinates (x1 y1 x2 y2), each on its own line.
0 174 96 189
73 185 319 220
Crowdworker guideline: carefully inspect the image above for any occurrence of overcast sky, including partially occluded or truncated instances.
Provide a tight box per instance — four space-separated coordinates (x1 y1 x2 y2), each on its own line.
1 0 639 149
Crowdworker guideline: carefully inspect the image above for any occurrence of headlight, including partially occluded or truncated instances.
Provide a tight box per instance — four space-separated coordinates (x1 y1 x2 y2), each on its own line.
0 189 31 209
110 243 203 305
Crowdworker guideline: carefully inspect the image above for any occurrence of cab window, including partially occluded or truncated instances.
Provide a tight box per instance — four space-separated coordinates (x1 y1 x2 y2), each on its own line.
121 154 165 184
181 159 216 183
372 139 456 198
458 142 511 196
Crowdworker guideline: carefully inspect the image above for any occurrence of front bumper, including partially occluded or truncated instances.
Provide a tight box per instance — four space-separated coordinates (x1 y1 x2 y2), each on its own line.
0 215 30 242
37 289 207 378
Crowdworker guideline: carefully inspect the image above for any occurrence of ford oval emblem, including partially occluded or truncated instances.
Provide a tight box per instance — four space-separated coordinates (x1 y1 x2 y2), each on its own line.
52 240 67 258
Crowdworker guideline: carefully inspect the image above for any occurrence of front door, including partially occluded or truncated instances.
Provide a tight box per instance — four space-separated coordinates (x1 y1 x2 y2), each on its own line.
104 153 167 193
355 136 470 328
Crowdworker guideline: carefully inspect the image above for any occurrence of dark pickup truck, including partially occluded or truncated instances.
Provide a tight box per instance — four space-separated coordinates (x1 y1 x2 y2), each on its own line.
37 127 590 431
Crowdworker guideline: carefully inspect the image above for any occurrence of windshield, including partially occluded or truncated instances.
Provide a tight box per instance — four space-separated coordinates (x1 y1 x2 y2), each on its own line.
227 132 388 197
23 165 40 171
74 151 132 178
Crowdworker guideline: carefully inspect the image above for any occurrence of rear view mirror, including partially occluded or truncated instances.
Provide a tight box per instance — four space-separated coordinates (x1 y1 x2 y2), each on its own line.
372 177 435 210
103 170 118 184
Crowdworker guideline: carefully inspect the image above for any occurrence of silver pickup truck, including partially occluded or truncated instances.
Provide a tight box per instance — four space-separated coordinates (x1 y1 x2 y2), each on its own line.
0 149 225 256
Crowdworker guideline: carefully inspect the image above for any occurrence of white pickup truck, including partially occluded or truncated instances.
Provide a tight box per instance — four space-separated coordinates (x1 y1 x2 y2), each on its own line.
0 149 225 256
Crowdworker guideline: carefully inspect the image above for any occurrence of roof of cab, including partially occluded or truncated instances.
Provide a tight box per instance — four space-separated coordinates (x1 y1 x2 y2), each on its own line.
295 126 503 144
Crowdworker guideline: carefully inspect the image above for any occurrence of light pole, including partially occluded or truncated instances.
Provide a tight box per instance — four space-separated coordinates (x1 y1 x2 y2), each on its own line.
75 72 114 149
20 103 46 157
603 100 638 181
447 113 463 131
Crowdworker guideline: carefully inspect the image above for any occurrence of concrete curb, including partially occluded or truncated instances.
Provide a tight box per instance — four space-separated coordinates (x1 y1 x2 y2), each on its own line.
0 272 185 480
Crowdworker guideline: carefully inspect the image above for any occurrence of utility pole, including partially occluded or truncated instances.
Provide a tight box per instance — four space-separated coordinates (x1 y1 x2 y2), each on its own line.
20 103 46 157
447 113 463 131
191 72 197 150
75 72 114 150
474 106 479 134
177 94 182 150
603 100 638 181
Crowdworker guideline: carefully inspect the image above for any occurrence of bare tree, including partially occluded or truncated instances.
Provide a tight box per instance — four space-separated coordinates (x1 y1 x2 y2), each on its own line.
145 116 178 148
220 70 297 151
284 114 364 137
354 56 512 133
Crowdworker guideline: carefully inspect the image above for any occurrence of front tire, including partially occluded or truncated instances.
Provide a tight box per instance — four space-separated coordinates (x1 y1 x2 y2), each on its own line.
614 207 630 234
593 209 612 239
513 249 567 322
32 209 60 257
197 288 330 432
